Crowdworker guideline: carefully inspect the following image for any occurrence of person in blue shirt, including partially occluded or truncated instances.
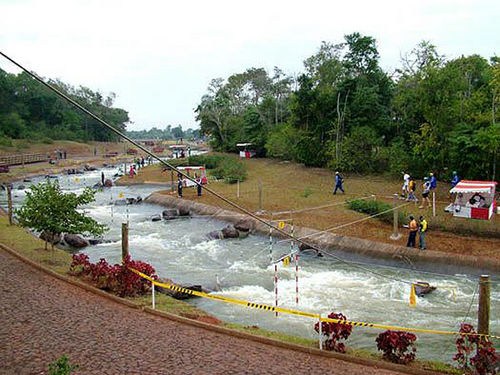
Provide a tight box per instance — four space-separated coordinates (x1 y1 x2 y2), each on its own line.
429 173 437 190
333 171 345 194
451 171 460 189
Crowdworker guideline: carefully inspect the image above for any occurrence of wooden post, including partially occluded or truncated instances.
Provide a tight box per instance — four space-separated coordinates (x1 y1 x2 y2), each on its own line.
121 222 129 262
7 185 13 225
171 168 174 195
258 180 263 212
432 192 436 217
237 180 240 198
478 275 490 337
390 195 401 240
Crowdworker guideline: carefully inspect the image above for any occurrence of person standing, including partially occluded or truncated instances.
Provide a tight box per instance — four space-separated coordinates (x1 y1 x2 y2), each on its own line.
196 177 202 197
450 171 460 189
419 177 431 208
407 178 418 202
406 215 418 248
402 171 410 198
429 172 437 191
177 178 183 198
333 171 345 194
418 215 427 250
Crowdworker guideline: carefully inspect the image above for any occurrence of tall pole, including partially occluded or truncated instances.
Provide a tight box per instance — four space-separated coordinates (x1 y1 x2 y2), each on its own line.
432 192 436 217
274 264 278 317
171 168 174 195
478 275 490 337
258 180 263 212
121 222 129 262
7 185 13 225
390 195 401 240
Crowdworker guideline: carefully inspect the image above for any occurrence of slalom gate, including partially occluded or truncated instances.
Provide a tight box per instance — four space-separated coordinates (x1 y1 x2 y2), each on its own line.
129 267 500 341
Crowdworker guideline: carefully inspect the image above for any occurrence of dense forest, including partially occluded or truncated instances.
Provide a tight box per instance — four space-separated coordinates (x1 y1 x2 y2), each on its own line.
127 126 200 140
196 33 500 180
0 69 129 144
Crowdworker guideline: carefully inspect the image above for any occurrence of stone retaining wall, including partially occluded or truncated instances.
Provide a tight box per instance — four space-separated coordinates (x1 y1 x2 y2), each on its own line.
146 192 500 275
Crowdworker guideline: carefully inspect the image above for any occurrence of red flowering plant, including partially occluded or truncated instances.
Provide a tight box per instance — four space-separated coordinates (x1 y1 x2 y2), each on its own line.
314 312 353 353
70 254 157 297
376 330 417 364
454 323 498 375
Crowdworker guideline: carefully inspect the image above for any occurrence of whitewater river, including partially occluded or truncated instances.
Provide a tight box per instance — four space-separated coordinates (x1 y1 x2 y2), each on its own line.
3 164 499 363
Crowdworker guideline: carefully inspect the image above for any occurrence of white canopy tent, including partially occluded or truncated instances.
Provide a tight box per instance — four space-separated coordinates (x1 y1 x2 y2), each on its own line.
447 180 497 220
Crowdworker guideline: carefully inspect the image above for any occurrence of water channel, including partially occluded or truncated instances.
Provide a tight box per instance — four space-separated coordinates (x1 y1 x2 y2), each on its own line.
3 164 499 363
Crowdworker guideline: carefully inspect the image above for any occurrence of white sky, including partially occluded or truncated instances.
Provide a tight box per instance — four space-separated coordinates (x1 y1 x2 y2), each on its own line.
1 0 499 130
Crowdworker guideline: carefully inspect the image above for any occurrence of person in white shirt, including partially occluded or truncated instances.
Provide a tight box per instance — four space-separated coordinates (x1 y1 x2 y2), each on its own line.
402 171 410 197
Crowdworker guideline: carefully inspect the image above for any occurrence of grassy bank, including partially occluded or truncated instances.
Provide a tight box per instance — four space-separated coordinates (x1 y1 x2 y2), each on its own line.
127 153 499 259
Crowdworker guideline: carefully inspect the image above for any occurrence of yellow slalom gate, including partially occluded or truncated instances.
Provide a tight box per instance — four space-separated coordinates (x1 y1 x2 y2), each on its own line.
129 268 500 341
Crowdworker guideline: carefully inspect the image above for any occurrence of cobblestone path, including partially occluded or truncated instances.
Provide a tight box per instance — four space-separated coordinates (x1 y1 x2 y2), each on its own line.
0 249 406 374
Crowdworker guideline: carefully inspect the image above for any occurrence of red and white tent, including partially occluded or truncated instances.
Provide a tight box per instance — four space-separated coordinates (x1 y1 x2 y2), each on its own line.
449 180 497 220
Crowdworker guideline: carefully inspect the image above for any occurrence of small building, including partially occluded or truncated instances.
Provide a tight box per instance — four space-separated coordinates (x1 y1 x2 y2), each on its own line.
236 143 256 158
448 180 497 220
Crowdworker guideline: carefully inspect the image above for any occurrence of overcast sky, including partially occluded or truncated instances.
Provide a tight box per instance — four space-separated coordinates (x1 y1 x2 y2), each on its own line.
1 0 498 130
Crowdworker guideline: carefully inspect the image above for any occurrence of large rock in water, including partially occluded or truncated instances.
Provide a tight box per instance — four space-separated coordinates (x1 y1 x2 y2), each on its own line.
414 282 436 297
178 207 190 216
151 214 162 222
64 234 89 248
206 230 223 240
221 225 240 239
104 179 113 187
162 209 179 220
40 231 61 245
234 219 253 232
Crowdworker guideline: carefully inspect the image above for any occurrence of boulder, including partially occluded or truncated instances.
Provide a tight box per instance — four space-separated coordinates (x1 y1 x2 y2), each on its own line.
135 196 143 204
178 207 190 216
84 164 97 171
221 225 240 239
414 282 436 297
64 234 89 248
23 178 32 183
171 285 203 300
234 219 253 232
104 179 113 187
45 175 58 179
126 197 137 205
206 230 223 240
88 239 104 245
114 199 127 206
299 242 313 251
40 231 61 245
93 183 103 189
162 209 179 220
151 214 162 222
17 185 25 190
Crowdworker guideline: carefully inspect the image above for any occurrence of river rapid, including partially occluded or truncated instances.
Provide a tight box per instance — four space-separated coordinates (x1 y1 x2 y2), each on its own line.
3 164 499 363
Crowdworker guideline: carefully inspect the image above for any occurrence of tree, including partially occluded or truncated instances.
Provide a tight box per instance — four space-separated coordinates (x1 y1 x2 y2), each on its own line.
16 180 106 249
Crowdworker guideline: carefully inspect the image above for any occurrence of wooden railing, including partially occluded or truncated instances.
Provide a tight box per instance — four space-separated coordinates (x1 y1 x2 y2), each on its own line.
0 153 48 166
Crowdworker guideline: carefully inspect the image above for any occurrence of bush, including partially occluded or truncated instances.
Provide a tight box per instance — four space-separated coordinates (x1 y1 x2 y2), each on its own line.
188 154 247 183
0 135 13 147
314 312 353 353
70 254 157 297
376 330 417 364
48 355 78 375
454 323 498 375
347 198 406 225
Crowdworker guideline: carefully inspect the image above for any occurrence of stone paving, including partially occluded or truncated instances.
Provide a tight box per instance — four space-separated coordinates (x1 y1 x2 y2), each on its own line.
0 249 406 374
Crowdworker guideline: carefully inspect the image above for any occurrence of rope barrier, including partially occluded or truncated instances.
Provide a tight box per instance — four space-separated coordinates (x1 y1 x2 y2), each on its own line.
129 267 500 340
271 195 375 215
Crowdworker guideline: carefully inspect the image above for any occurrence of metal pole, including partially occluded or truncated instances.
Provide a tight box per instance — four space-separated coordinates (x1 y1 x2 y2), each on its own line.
274 264 278 317
432 192 436 217
151 281 156 309
7 185 13 225
121 222 129 262
258 180 263 212
269 226 273 264
295 253 299 305
478 275 490 337
390 195 401 240
319 314 323 350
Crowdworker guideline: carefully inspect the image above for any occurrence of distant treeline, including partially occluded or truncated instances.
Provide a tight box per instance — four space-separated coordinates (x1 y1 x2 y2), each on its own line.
0 69 129 144
196 33 500 180
127 125 200 141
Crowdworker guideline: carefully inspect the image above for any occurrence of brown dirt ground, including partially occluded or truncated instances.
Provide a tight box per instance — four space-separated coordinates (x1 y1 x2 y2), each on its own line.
129 156 500 260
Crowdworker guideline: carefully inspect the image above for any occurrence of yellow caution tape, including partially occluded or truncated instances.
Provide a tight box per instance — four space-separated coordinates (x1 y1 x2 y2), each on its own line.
129 267 500 340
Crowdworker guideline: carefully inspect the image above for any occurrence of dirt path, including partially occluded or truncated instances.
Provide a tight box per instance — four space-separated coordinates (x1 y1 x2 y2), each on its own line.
0 248 408 375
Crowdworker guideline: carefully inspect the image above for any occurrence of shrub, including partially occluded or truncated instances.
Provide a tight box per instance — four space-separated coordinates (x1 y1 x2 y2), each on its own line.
70 254 157 297
347 198 406 225
187 154 225 169
376 330 417 364
189 154 247 183
454 323 498 375
0 135 13 147
314 312 353 353
48 355 78 375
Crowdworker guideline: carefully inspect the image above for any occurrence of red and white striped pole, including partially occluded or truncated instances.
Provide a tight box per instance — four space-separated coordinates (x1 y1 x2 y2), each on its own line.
274 264 278 317
295 253 299 305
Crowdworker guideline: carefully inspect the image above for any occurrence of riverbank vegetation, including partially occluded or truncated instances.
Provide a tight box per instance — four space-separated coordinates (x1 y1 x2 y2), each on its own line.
196 33 500 181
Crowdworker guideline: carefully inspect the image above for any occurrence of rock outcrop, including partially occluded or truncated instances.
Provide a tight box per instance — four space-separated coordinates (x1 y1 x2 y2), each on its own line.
64 234 89 248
